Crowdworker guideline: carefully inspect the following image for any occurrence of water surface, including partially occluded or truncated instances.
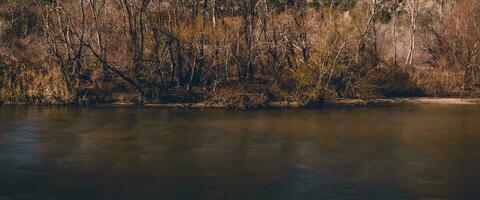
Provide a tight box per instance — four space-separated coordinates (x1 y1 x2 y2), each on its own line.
1 105 480 200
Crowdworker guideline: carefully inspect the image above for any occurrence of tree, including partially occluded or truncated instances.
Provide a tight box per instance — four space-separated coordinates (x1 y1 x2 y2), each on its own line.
405 0 419 66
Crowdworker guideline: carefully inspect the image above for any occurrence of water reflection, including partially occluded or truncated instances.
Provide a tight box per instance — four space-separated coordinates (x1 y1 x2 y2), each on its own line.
1 105 480 199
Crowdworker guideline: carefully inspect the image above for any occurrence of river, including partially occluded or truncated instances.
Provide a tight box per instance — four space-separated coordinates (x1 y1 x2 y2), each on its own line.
1 105 479 199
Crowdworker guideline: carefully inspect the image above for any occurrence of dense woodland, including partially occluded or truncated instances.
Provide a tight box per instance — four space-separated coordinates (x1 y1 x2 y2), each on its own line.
0 0 479 107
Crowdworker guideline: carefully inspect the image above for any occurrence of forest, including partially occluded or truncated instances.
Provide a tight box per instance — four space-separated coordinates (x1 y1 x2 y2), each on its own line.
0 0 479 107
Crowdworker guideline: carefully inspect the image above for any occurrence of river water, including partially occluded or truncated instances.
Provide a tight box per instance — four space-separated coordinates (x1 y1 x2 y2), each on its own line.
1 105 479 200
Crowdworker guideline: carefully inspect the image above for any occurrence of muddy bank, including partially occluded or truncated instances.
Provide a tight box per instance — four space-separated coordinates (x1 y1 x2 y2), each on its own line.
268 98 480 108
103 98 480 109
3 97 480 109
324 98 480 107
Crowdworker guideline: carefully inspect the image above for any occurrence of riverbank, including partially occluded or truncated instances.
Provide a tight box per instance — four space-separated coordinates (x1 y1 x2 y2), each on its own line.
3 98 480 109
118 98 480 109
324 98 480 107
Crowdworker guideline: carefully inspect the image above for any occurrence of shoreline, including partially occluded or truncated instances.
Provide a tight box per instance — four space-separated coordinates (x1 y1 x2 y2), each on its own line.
99 97 480 109
323 98 480 107
3 97 478 109
117 98 480 109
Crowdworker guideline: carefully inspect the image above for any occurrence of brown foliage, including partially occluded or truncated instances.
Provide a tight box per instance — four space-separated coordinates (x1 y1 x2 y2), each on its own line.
1 0 479 106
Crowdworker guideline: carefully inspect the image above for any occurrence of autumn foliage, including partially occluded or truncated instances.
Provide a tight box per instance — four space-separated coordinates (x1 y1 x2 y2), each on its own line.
0 0 478 105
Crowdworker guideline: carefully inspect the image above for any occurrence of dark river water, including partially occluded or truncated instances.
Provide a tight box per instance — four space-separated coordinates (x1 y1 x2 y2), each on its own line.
1 105 480 200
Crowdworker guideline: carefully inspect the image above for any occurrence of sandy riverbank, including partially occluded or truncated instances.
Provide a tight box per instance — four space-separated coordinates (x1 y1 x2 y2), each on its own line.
133 98 480 109
3 98 479 109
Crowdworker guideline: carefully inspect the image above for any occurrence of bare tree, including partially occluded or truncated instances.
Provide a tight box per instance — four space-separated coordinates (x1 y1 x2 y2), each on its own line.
89 0 110 81
405 0 419 66
392 0 401 66
42 0 87 101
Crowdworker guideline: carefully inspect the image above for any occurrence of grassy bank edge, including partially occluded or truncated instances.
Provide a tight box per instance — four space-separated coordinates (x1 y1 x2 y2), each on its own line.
2 98 480 109
98 98 480 109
